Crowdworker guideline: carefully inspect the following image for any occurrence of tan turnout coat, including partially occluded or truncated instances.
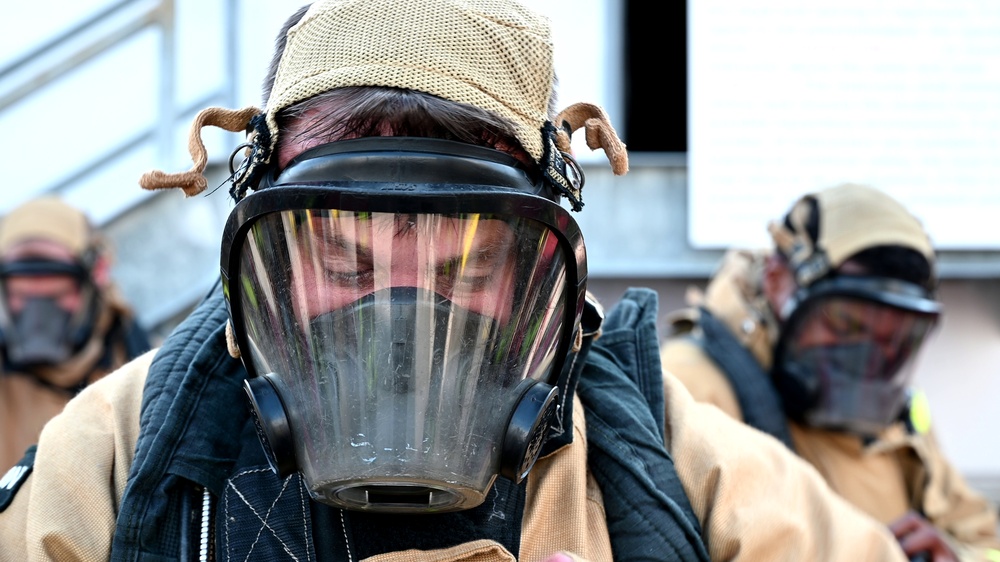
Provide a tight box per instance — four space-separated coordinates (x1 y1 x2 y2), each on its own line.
0 342 911 561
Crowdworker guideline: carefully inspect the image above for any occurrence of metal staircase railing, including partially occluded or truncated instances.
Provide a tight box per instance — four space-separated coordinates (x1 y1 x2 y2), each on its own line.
0 0 237 205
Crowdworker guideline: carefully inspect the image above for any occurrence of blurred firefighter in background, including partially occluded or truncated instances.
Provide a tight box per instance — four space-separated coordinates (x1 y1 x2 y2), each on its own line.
661 183 1000 562
0 196 150 471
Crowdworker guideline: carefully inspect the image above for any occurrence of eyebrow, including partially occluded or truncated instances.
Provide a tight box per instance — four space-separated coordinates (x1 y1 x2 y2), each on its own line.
293 218 372 274
438 244 504 272
305 213 512 262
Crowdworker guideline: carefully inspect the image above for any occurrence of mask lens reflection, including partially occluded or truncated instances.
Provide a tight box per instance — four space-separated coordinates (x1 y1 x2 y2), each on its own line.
777 296 938 435
789 298 937 382
234 209 572 511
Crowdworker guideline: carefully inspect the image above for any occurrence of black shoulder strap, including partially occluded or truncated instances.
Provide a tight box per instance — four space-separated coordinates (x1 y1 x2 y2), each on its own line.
0 445 35 512
695 307 795 450
98 314 153 371
118 318 153 361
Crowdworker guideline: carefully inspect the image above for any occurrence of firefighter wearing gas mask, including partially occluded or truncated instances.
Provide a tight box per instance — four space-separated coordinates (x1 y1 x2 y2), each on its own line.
0 196 150 471
661 183 1000 561
0 2 926 560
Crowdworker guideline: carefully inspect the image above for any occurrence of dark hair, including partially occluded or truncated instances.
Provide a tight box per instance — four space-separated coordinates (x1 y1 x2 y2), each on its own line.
846 246 933 288
784 196 934 288
274 87 530 165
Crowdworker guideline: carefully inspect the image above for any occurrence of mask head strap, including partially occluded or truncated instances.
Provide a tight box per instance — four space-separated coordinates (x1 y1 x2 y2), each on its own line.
0 259 89 280
768 195 831 289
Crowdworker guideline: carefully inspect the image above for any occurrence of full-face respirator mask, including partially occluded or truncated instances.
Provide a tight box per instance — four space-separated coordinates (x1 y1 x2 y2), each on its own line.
772 276 941 437
0 258 99 369
221 137 589 513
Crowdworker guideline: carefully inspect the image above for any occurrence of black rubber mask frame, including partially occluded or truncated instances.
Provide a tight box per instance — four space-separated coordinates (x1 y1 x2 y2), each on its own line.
778 275 942 322
220 138 589 506
221 137 588 387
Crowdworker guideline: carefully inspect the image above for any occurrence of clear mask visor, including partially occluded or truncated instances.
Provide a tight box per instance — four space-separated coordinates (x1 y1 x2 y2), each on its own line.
235 209 572 511
0 261 95 368
778 296 938 435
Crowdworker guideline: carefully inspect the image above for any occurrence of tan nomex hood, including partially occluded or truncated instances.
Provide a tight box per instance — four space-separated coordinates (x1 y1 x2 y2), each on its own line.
0 197 94 259
768 183 935 287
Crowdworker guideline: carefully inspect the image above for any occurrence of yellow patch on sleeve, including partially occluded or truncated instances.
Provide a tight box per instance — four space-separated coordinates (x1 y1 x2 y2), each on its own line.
908 390 932 435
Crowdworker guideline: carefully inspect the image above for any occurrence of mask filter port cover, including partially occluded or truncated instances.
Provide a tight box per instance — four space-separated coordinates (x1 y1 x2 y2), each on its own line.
500 379 558 483
245 374 297 477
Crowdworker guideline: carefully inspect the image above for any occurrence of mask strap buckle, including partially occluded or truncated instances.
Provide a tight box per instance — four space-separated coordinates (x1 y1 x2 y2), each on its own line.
138 106 264 197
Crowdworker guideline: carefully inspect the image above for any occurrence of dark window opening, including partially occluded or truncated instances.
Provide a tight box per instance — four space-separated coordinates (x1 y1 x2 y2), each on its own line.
623 1 687 152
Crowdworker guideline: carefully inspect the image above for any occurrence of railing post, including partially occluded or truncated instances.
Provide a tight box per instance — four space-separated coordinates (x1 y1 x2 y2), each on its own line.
156 0 176 166
225 0 239 110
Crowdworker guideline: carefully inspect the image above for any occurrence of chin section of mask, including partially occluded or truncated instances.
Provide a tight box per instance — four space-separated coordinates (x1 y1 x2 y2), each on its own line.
774 342 914 436
244 287 558 513
3 297 75 367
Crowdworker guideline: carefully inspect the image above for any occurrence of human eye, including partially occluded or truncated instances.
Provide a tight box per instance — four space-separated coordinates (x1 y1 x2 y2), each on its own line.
820 303 867 337
323 265 372 286
458 270 494 292
435 259 484 295
308 219 376 289
311 233 373 289
321 254 374 288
